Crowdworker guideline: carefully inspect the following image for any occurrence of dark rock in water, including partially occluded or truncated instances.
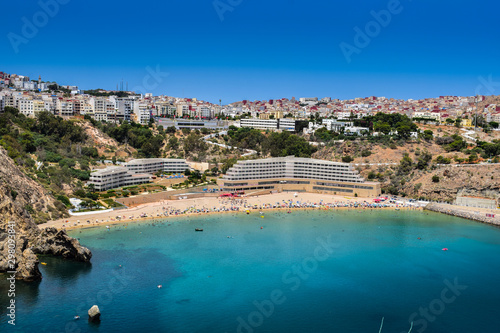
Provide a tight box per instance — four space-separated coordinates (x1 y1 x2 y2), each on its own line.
88 305 101 322
31 227 92 262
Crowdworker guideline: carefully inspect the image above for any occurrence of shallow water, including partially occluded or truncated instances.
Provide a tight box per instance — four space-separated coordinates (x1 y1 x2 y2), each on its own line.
1 210 500 332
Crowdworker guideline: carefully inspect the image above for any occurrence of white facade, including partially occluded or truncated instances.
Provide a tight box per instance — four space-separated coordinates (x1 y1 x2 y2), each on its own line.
16 98 34 116
224 156 365 183
88 167 151 191
136 103 151 124
240 118 278 130
125 158 190 174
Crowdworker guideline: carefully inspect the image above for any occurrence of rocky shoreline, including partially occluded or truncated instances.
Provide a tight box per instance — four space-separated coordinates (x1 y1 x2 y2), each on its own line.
425 203 500 226
0 146 92 281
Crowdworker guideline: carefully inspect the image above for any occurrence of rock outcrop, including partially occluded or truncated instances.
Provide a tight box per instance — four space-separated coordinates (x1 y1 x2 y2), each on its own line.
88 305 101 322
403 165 500 203
31 227 92 262
0 146 92 281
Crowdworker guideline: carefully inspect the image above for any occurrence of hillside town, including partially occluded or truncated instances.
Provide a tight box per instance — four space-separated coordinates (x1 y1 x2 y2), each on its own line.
2 70 500 129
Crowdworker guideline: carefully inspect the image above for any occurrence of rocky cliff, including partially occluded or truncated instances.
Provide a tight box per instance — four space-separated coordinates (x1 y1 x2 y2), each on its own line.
402 165 500 203
0 146 91 281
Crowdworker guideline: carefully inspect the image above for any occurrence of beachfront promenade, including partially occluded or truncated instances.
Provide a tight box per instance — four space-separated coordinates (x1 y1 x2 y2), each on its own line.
41 192 420 231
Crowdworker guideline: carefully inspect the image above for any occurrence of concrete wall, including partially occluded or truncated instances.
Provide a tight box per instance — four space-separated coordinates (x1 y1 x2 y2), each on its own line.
116 185 220 207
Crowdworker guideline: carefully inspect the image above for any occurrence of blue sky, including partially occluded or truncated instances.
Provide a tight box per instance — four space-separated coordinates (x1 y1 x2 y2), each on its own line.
2 0 499 103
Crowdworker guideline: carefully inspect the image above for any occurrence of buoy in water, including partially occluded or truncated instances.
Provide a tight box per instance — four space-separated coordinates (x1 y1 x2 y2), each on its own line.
260 227 263 229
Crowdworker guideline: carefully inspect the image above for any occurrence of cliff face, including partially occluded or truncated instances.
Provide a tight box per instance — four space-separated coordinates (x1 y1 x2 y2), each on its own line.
0 146 91 281
402 165 500 203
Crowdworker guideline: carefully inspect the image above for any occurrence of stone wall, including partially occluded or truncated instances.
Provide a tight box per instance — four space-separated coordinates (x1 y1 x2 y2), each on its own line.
425 203 500 226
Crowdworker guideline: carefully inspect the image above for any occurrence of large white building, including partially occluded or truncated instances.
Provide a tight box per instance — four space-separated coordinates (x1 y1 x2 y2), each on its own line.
125 159 189 174
16 98 34 116
218 156 380 197
87 167 152 191
239 118 296 131
87 158 190 191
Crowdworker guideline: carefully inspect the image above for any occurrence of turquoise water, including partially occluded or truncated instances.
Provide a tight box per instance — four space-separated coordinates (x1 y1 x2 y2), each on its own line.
2 210 500 332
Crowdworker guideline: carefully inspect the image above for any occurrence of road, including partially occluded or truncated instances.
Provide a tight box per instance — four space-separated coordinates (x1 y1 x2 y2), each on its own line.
203 131 257 157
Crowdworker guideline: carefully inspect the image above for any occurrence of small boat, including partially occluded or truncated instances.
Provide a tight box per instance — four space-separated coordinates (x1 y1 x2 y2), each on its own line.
195 228 203 232
41 262 47 265
157 285 162 289
74 315 80 320
442 248 448 251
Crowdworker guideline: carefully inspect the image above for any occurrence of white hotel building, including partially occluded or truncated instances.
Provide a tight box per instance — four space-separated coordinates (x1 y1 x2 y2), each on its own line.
218 156 380 197
125 159 190 174
88 167 152 191
88 158 190 191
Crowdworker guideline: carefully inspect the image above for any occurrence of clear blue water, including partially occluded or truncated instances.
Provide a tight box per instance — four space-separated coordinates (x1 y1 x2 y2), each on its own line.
2 210 500 332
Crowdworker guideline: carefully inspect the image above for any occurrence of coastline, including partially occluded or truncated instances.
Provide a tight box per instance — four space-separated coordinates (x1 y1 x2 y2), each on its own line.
39 192 421 231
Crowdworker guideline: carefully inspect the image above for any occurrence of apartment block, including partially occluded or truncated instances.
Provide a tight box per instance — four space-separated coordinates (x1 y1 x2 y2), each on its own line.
218 156 381 197
239 118 296 131
87 167 152 192
125 159 189 174
87 158 190 191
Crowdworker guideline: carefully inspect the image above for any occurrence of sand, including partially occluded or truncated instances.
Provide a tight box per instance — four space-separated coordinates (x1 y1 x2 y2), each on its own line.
39 192 414 231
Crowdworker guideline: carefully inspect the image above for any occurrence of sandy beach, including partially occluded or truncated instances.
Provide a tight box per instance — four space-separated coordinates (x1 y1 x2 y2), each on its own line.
39 192 421 231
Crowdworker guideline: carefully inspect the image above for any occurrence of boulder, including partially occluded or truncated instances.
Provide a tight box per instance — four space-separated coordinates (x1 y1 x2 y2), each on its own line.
88 305 101 322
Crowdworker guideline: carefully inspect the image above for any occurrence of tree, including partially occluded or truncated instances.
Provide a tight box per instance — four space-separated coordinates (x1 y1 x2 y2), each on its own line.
422 130 434 141
416 150 432 169
168 136 179 150
398 153 413 175
432 175 440 183
396 124 412 140
87 183 96 193
435 155 451 164
112 156 117 165
314 127 334 142
489 121 499 129
468 153 478 163
166 126 177 134
342 156 354 163
373 122 391 135
221 158 237 174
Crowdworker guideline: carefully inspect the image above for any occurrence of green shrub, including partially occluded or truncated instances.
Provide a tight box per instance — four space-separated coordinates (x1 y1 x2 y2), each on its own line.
342 156 354 163
73 189 86 197
57 195 72 207
361 150 372 157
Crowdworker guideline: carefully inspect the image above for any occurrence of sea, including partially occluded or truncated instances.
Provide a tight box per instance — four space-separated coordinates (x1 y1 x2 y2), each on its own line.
1 209 500 333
